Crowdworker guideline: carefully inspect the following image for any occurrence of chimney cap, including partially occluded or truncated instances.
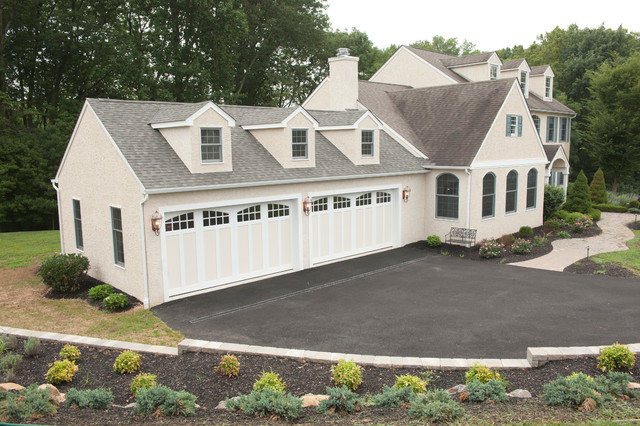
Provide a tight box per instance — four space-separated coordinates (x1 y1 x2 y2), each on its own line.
336 47 350 57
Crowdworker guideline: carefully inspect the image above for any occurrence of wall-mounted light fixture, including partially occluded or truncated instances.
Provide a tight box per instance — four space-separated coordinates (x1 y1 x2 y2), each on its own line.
402 186 411 203
302 196 311 216
151 210 163 235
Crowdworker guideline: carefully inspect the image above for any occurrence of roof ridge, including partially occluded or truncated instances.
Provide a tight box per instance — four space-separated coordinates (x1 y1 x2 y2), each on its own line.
88 98 209 106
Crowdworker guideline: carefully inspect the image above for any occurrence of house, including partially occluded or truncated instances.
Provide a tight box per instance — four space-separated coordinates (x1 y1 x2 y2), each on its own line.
53 46 575 307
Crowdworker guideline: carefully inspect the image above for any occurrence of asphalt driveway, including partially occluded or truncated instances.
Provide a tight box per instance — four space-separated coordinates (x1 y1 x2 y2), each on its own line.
152 247 640 359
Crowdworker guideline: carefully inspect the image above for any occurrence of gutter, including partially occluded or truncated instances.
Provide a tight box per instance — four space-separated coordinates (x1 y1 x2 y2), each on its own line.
465 169 471 235
51 179 64 254
139 192 151 309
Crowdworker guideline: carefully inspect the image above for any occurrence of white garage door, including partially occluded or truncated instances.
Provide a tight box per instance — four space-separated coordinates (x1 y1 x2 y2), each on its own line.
162 201 295 298
310 190 396 265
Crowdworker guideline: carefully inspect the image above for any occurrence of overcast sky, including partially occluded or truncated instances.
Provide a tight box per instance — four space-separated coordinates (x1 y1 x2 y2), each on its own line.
325 0 640 52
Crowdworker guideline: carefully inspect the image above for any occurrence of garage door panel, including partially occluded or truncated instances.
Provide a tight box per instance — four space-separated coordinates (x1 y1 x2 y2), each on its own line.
203 230 217 281
166 235 182 289
218 228 233 279
236 225 250 275
280 220 291 265
251 223 263 271
182 233 199 286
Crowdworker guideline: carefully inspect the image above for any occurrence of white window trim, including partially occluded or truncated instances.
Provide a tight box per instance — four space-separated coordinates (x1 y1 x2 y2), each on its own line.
526 169 538 210
435 173 460 220
291 128 309 160
361 129 374 158
481 173 496 219
505 171 518 214
72 198 84 252
200 127 223 164
110 206 125 269
490 64 498 80
545 76 552 98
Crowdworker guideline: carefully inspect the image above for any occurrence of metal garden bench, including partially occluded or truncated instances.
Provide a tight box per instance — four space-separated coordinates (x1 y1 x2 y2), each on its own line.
445 227 477 246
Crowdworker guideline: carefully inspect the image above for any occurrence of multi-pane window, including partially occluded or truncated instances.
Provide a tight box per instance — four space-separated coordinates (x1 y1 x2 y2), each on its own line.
361 130 374 157
355 193 372 206
292 129 308 159
72 199 83 250
506 114 522 137
505 170 518 213
490 64 498 80
376 192 391 204
237 205 260 222
520 71 527 92
203 210 229 227
333 196 350 210
547 116 557 142
532 115 541 136
201 128 222 163
545 76 552 98
268 203 289 218
312 197 328 212
111 207 125 267
551 171 565 187
526 168 538 209
482 173 495 218
436 173 459 219
559 117 570 142
165 212 194 231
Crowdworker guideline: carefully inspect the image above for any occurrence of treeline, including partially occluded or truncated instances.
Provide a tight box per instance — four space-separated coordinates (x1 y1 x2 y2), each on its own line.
1 0 639 231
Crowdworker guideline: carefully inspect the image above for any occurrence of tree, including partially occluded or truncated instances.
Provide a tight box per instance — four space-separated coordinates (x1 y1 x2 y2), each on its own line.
411 35 479 56
589 169 607 204
563 170 592 213
544 185 565 220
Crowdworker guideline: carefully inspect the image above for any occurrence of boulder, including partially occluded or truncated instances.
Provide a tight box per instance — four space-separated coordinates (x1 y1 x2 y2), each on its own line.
0 383 25 392
507 389 532 399
578 398 597 412
38 383 65 404
628 382 640 390
300 394 329 408
216 396 239 410
447 384 466 395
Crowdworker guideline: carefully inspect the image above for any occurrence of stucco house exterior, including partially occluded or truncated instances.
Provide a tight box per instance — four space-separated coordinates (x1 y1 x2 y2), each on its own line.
53 46 575 308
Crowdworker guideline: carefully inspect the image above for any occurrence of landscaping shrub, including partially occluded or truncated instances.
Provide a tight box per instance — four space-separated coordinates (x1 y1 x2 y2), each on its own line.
59 344 81 362
0 384 57 421
630 208 640 214
478 238 505 259
589 208 601 221
408 389 464 423
499 234 515 246
372 385 416 408
393 374 427 394
38 253 89 293
465 363 505 385
532 235 546 246
465 379 508 403
0 335 17 352
131 373 157 396
563 170 592 214
629 200 640 209
330 359 363 391
46 359 78 384
570 215 594 233
594 372 639 399
592 203 628 213
23 338 41 358
253 369 286 393
607 191 639 207
589 168 607 204
227 389 302 421
557 231 571 239
543 373 601 407
0 354 23 377
511 238 532 254
426 235 442 247
65 388 114 409
88 284 114 301
133 385 197 416
215 354 240 378
317 386 363 414
113 350 142 374
518 226 533 238
597 343 636 372
103 293 129 311
544 184 565 220
544 217 566 230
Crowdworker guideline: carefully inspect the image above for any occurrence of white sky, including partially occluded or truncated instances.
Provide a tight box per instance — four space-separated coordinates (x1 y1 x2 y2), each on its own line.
325 0 640 52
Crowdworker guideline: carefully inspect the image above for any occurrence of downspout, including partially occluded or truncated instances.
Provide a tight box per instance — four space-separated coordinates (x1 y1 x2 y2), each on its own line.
51 179 64 254
139 191 150 309
465 169 471 246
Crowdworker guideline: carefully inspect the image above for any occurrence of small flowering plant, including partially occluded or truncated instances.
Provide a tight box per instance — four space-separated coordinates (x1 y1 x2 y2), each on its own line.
478 238 505 259
511 238 532 255
571 215 593 233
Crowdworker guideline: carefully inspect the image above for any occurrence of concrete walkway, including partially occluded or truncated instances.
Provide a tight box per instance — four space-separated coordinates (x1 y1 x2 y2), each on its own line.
511 212 637 271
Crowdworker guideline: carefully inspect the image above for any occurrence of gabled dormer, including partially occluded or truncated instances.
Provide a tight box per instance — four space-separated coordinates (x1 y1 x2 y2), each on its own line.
441 52 503 82
500 59 531 98
150 102 236 174
529 65 555 101
243 107 319 168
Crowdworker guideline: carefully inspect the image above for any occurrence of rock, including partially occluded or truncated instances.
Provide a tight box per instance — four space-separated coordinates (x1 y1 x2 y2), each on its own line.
578 398 597 412
38 384 65 404
300 394 329 408
628 382 640 390
124 402 137 409
447 384 466 395
507 389 532 399
0 383 25 392
216 396 239 410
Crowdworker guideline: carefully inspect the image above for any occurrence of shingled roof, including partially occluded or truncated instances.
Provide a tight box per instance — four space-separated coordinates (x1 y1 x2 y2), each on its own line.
527 92 575 115
220 105 295 126
86 99 427 193
530 65 551 75
307 110 368 127
501 59 526 70
441 52 495 67
403 46 468 83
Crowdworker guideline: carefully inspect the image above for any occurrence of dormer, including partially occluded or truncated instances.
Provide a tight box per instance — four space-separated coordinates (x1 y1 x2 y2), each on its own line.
500 58 531 98
244 107 318 168
441 52 502 82
529 65 555 101
150 102 235 174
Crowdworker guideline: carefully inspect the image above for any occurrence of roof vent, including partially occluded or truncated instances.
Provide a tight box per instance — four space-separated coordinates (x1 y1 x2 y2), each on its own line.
336 47 350 57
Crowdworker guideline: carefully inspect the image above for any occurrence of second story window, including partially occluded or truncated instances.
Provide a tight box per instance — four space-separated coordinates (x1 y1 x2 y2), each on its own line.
547 116 558 142
292 129 308 159
532 115 541 136
490 64 498 80
559 117 570 142
520 71 527 93
361 130 374 157
545 76 552 98
506 114 523 137
201 128 222 163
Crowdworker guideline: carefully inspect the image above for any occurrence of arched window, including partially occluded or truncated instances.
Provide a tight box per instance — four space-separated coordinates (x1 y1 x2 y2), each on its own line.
532 115 541 135
526 168 538 209
436 173 459 219
482 173 496 218
505 170 518 213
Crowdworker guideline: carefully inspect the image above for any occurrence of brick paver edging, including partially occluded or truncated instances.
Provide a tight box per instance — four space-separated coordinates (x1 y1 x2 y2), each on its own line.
2 326 638 370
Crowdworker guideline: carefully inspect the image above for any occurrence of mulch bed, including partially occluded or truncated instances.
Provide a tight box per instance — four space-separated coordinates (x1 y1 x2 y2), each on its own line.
1 338 637 424
43 275 142 312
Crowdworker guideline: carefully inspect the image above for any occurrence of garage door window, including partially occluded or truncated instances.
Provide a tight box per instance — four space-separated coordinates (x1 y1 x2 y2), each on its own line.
376 192 391 204
203 210 229 227
268 203 289 218
238 205 260 222
312 197 328 212
165 212 194 232
356 193 372 206
333 196 350 209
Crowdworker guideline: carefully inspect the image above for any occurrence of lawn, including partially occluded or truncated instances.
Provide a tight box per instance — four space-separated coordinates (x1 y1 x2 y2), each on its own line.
0 230 183 346
593 229 640 273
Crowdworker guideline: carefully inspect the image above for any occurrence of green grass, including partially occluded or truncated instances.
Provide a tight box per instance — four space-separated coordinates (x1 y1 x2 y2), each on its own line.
0 230 60 268
592 229 640 273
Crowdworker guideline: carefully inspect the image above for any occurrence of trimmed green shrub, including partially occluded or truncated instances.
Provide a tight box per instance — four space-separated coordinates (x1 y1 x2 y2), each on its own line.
589 168 607 204
226 389 302 421
465 379 508 403
589 208 601 221
393 374 427 394
544 184 565 220
317 386 363 414
253 369 286 393
544 218 566 230
103 293 129 311
59 344 81 362
592 203 628 213
23 338 41 358
630 208 640 214
563 170 592 214
38 253 89 293
372 385 416 408
65 388 114 409
465 363 505 385
594 372 639 399
0 354 23 376
0 384 58 421
478 238 505 259
0 334 17 352
543 373 601 407
88 284 114 301
215 354 240 378
131 373 157 396
331 359 362 391
570 215 594 233
408 389 464 423
557 231 571 239
426 235 442 247
532 235 547 246
133 385 197 416
518 226 533 238
113 350 142 374
46 359 78 384
597 343 636 372
629 200 640 209
511 238 532 254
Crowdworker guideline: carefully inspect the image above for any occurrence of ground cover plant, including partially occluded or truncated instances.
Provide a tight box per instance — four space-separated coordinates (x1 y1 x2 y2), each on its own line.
215 354 240 377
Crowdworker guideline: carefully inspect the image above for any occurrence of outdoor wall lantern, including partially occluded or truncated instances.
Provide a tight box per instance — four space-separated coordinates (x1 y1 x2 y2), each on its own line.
151 210 163 235
402 186 411 203
302 196 311 216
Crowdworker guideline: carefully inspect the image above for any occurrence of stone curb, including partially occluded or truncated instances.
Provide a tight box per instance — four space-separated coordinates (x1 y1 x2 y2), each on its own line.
2 325 638 370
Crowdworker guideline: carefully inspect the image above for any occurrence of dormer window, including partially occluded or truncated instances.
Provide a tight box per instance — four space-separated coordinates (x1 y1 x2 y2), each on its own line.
201 128 222 163
292 129 308 159
361 130 374 157
545 76 552 98
490 64 498 80
520 71 527 93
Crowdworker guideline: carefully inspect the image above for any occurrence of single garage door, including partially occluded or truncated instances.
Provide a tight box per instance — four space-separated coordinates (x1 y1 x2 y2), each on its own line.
162 201 295 299
310 190 396 265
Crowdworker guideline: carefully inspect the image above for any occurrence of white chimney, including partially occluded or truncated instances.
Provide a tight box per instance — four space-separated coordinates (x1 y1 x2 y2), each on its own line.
327 48 359 111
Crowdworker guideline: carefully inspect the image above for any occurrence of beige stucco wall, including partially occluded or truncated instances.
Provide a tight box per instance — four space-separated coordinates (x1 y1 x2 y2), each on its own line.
450 63 490 82
249 113 316 168
57 104 146 302
303 56 361 111
369 47 456 88
529 68 554 100
320 115 380 165
142 173 427 306
531 111 572 158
